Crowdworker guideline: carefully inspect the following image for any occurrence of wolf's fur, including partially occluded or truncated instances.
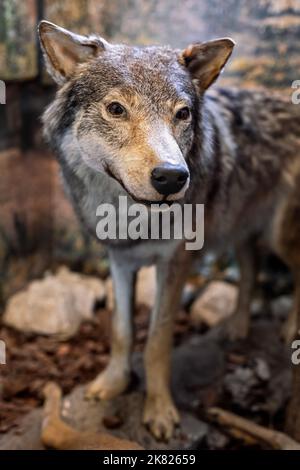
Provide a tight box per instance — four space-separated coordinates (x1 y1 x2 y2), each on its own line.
39 21 300 441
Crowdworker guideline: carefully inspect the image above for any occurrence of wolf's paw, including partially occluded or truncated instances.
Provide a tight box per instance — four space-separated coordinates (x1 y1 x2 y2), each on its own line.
143 395 180 441
224 313 249 341
85 366 129 401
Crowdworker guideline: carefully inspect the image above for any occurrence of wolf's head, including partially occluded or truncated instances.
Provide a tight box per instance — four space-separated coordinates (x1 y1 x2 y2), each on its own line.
39 21 234 203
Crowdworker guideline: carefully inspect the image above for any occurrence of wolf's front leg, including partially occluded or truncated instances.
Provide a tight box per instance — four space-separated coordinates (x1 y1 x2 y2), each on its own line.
226 239 258 340
86 251 136 400
143 246 191 441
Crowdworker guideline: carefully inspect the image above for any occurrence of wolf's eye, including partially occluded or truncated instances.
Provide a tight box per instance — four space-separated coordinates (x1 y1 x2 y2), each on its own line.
175 107 190 121
107 102 126 117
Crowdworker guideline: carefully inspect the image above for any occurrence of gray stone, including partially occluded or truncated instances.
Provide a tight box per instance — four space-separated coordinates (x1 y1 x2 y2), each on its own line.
271 295 293 321
3 267 106 339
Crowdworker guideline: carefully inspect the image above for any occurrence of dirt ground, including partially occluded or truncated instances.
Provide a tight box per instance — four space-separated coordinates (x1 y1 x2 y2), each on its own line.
0 304 191 434
0 292 292 449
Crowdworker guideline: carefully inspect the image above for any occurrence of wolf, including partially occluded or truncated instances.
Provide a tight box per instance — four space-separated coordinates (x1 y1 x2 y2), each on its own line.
39 21 300 441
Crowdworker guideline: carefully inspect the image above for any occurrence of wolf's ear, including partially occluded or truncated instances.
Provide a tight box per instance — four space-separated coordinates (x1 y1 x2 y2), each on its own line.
38 21 106 85
180 38 235 91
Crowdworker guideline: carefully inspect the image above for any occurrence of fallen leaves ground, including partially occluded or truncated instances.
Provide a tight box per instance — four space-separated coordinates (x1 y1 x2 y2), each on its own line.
0 305 191 434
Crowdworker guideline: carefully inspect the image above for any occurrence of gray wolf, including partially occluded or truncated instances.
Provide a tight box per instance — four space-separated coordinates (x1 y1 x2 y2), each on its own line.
39 21 300 441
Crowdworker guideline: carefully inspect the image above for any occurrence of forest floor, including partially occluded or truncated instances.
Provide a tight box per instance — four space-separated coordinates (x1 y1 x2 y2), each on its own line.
0 276 293 449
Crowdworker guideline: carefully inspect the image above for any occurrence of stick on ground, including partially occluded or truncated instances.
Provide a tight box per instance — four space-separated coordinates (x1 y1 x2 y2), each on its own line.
207 407 300 450
41 382 143 450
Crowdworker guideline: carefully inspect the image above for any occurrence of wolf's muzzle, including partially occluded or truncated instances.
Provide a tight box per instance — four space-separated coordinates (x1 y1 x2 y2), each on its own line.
151 163 189 196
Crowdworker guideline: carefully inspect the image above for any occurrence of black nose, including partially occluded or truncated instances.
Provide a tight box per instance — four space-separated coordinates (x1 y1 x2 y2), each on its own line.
151 163 189 196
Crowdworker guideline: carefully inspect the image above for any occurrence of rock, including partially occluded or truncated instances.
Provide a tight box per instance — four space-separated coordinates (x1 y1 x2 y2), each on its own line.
171 336 225 409
190 281 238 328
3 267 105 339
205 429 230 450
133 334 225 411
224 357 272 411
194 252 218 279
223 265 240 284
254 358 271 382
106 266 156 311
251 298 265 317
271 295 293 321
224 367 258 409
56 266 106 300
0 410 44 450
266 370 291 415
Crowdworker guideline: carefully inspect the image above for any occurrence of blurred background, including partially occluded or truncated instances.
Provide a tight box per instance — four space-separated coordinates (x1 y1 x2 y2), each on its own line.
0 0 299 450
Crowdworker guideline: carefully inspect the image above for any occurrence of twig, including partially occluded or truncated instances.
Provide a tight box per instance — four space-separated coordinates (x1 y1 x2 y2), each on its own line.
207 407 300 450
41 382 143 450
